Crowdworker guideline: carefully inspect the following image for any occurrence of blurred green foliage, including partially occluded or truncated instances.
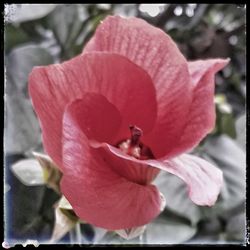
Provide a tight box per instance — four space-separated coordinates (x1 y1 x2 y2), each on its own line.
4 4 246 245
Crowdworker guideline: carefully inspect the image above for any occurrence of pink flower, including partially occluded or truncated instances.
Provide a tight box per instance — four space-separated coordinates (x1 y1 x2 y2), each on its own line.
29 16 229 230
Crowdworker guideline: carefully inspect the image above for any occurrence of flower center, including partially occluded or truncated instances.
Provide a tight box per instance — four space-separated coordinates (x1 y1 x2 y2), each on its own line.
116 125 155 160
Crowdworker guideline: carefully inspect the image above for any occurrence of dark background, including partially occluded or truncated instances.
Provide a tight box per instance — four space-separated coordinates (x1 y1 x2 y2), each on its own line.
4 4 246 245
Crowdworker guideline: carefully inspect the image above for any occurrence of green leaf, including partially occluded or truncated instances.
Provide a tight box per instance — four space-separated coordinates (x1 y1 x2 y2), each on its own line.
220 112 236 138
4 95 42 154
202 135 246 218
97 209 197 244
146 212 197 244
215 98 236 139
6 154 60 241
225 212 246 242
50 199 78 243
4 24 31 52
5 45 54 154
5 4 57 23
6 45 54 94
46 5 88 59
235 113 246 151
58 196 79 223
33 152 62 194
153 171 202 225
11 159 44 186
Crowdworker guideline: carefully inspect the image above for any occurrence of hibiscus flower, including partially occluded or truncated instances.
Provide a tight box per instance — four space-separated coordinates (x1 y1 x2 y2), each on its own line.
29 16 229 231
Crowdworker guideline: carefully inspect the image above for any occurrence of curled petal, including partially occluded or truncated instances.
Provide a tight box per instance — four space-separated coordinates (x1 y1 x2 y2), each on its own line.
84 15 192 159
165 58 230 159
188 58 230 87
158 154 223 206
29 52 157 168
61 101 162 230
97 147 160 185
97 145 223 206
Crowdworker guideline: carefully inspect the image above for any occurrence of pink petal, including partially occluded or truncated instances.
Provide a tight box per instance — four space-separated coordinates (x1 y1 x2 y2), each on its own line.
64 96 159 184
84 15 192 158
98 147 160 185
61 101 162 230
188 59 230 87
63 94 122 144
165 59 230 159
160 154 223 206
94 145 223 206
29 52 157 168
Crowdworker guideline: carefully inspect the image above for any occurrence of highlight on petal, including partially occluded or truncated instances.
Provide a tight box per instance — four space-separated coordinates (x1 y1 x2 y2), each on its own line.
84 15 193 159
97 145 223 206
165 58 230 159
188 58 230 87
61 100 162 230
29 52 157 168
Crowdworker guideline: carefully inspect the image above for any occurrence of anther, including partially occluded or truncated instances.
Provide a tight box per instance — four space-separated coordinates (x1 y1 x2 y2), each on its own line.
116 125 155 160
129 125 142 146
